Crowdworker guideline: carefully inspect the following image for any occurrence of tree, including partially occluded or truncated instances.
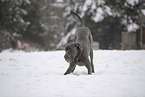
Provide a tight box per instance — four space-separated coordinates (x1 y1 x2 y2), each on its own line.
57 0 144 49
22 0 44 46
0 0 31 49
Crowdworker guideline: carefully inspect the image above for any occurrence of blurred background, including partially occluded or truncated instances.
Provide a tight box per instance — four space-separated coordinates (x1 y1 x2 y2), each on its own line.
0 0 145 51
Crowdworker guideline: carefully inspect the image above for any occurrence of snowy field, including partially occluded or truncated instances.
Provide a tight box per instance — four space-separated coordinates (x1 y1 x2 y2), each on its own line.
0 50 145 97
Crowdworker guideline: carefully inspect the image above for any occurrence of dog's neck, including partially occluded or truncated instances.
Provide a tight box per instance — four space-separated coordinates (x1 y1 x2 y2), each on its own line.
77 50 82 59
74 43 83 62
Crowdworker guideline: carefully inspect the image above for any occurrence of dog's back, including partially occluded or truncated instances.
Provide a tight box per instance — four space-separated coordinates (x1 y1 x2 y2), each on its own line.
71 12 93 56
71 11 93 42
76 27 89 40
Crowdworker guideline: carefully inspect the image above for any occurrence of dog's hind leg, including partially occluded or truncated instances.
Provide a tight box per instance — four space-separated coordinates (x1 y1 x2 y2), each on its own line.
84 59 92 74
90 48 95 73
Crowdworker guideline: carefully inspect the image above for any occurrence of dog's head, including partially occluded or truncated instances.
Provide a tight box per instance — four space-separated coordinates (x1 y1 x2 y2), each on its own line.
64 42 83 63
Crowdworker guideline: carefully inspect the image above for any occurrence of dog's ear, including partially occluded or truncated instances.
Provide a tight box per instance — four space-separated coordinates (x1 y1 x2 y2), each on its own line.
74 43 83 52
65 42 73 51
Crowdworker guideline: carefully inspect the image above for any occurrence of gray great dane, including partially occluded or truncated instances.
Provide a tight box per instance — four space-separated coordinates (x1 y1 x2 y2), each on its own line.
64 12 94 75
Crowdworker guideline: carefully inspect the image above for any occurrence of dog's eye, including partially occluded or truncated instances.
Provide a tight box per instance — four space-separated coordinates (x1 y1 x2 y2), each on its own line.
65 48 70 52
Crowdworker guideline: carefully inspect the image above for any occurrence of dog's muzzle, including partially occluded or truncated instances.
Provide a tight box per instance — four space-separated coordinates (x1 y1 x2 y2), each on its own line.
64 55 72 63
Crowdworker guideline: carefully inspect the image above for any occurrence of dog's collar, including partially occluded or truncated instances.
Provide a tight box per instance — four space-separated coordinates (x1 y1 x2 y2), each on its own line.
74 42 83 62
78 48 82 59
75 49 83 62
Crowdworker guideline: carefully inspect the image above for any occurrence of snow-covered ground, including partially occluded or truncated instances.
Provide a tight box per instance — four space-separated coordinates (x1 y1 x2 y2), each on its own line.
0 50 145 97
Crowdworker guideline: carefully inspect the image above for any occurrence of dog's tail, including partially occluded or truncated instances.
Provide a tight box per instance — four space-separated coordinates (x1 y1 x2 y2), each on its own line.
71 11 85 27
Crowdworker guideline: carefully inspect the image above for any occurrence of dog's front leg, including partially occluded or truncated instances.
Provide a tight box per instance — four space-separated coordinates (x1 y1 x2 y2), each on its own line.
64 62 76 75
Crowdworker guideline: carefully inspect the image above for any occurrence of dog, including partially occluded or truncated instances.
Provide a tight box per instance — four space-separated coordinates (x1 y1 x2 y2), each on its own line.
64 12 94 75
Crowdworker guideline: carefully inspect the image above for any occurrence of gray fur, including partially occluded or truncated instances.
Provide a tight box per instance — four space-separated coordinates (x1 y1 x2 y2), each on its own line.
64 12 94 75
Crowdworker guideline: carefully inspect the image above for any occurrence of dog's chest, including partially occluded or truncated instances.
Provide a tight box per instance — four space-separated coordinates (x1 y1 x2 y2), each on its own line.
76 61 85 66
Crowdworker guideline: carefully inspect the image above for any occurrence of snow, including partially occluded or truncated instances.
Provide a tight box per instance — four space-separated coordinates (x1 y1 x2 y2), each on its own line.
56 28 76 49
105 6 113 16
92 7 104 23
127 23 139 32
56 0 63 3
82 0 92 12
0 50 145 97
141 9 145 16
122 15 139 33
51 1 65 8
81 0 106 22
81 0 114 23
126 0 139 6
25 0 31 4
21 9 28 15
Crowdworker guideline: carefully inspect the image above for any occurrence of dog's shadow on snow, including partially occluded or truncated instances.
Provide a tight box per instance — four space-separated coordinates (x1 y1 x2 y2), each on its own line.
72 71 88 76
71 70 105 76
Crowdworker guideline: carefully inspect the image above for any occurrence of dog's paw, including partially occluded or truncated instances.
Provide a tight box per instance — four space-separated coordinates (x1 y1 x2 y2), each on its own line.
92 71 95 73
88 72 92 75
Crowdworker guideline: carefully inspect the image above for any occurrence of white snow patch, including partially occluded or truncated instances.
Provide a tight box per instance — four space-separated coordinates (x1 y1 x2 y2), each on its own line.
126 0 139 6
19 18 25 23
127 23 139 32
141 9 145 16
56 0 63 3
81 0 112 23
105 6 113 16
92 7 104 23
0 50 145 97
51 2 65 8
82 0 92 12
25 0 31 4
56 28 76 49
21 9 28 15
74 3 79 12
